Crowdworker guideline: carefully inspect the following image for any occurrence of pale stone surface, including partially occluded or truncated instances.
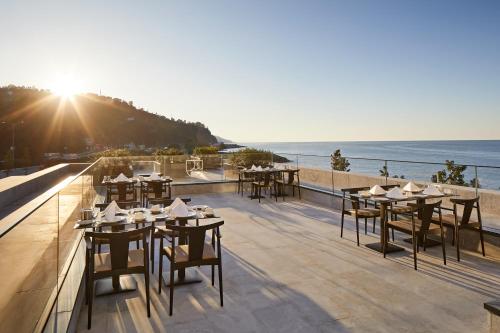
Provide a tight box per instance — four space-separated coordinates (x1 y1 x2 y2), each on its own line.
77 193 500 332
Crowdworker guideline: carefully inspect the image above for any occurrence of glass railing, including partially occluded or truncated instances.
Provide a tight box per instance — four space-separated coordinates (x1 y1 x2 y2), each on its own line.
0 160 100 333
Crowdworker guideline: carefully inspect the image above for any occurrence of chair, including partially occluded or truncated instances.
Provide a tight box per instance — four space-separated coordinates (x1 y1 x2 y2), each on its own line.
106 181 136 202
251 172 278 203
84 227 151 329
275 169 301 200
432 197 485 261
148 197 192 273
384 201 446 270
158 221 224 315
141 180 170 207
237 169 255 197
340 187 380 246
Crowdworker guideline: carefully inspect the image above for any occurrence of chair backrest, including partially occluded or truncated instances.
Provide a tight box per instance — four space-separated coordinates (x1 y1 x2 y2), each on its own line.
409 200 442 233
381 184 399 190
86 226 151 271
143 180 168 198
164 221 224 262
95 201 140 211
286 170 297 185
341 187 370 210
148 197 191 207
450 197 479 225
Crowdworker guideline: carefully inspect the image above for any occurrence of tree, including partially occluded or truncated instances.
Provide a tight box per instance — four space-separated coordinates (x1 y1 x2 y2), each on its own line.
379 165 389 177
431 160 467 186
3 150 14 170
331 149 350 172
470 177 481 188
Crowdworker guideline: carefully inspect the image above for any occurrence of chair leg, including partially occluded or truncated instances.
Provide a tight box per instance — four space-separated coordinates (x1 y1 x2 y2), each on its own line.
423 234 427 252
87 277 93 329
145 269 151 317
169 268 174 316
364 218 367 235
355 216 360 246
211 265 215 286
258 187 261 203
151 237 155 274
451 226 455 246
412 233 418 270
158 253 163 294
340 212 345 238
372 217 376 233
456 226 461 262
218 262 223 307
383 223 387 258
441 226 447 266
479 226 486 257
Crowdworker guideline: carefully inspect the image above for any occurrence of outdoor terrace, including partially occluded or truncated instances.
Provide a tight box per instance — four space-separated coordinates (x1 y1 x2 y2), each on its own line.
75 192 499 333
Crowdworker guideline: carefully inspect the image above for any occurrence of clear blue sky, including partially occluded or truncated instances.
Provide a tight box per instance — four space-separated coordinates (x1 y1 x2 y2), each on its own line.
1 0 499 142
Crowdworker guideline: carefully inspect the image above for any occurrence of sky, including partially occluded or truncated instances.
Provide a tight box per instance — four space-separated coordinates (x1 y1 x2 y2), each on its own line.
1 0 499 143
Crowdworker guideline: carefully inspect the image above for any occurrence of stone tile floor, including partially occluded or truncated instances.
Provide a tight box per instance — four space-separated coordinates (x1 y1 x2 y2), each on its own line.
77 193 500 332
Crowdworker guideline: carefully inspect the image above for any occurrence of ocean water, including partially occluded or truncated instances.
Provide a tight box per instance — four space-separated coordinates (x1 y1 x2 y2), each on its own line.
239 141 500 190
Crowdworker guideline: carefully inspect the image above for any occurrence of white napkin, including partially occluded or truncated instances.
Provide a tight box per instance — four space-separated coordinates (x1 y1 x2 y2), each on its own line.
403 181 421 193
386 187 406 199
369 185 386 196
102 201 119 221
114 173 129 182
169 197 189 217
148 172 161 181
150 204 161 213
256 166 263 171
251 164 257 171
422 185 443 196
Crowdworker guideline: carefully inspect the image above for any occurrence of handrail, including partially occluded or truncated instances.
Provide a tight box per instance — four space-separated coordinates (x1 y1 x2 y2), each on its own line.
0 158 100 238
272 152 500 169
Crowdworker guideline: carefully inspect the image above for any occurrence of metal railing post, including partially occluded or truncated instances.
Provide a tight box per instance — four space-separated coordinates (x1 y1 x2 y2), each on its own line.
475 166 479 197
385 160 388 185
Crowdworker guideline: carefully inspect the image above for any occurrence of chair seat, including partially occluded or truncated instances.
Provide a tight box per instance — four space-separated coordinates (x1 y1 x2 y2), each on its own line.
432 214 480 229
164 243 216 263
94 249 144 273
388 219 441 233
390 205 414 214
347 208 380 218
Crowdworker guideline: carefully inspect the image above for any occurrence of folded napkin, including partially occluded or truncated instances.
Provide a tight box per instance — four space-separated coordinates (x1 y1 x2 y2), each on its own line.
256 166 263 171
251 164 257 171
150 204 161 213
422 185 443 196
102 201 119 222
403 181 421 193
369 185 386 196
169 197 189 217
148 172 161 181
386 187 405 199
114 173 129 182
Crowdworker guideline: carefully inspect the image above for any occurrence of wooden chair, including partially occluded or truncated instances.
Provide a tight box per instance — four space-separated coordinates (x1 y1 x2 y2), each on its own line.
384 201 446 270
237 170 255 197
157 221 224 315
274 169 301 200
432 197 485 261
148 197 192 273
84 226 151 329
251 172 278 203
340 187 380 246
106 181 136 202
141 180 171 207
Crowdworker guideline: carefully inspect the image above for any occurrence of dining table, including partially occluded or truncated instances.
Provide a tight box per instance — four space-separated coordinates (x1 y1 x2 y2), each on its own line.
240 168 298 199
76 204 220 293
353 190 454 253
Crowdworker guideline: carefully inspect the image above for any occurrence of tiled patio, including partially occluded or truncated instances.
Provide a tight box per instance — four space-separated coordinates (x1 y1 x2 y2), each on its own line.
77 193 500 332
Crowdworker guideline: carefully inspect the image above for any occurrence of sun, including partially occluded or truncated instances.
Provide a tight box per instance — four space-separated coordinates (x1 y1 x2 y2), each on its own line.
50 74 82 98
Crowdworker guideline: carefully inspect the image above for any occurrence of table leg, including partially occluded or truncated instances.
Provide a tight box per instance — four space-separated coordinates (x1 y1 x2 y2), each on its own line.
365 202 405 253
95 276 137 296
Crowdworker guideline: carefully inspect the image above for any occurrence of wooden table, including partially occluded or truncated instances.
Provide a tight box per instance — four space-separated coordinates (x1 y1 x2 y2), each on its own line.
354 192 453 253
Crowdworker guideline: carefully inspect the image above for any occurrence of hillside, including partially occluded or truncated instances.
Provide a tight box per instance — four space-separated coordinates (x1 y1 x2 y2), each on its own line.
0 86 217 165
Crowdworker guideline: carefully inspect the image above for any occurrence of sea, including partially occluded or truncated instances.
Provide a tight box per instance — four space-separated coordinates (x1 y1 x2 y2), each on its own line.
236 140 500 190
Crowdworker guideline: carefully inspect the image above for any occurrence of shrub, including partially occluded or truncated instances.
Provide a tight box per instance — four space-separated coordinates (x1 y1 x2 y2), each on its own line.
154 147 183 156
193 146 219 155
229 148 276 168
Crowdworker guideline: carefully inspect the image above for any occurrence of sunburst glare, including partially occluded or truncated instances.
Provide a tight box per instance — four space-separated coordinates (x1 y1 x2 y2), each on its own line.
49 74 82 98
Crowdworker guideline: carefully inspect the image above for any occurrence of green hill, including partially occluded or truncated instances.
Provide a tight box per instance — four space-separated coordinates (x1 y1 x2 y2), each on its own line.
0 85 217 166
